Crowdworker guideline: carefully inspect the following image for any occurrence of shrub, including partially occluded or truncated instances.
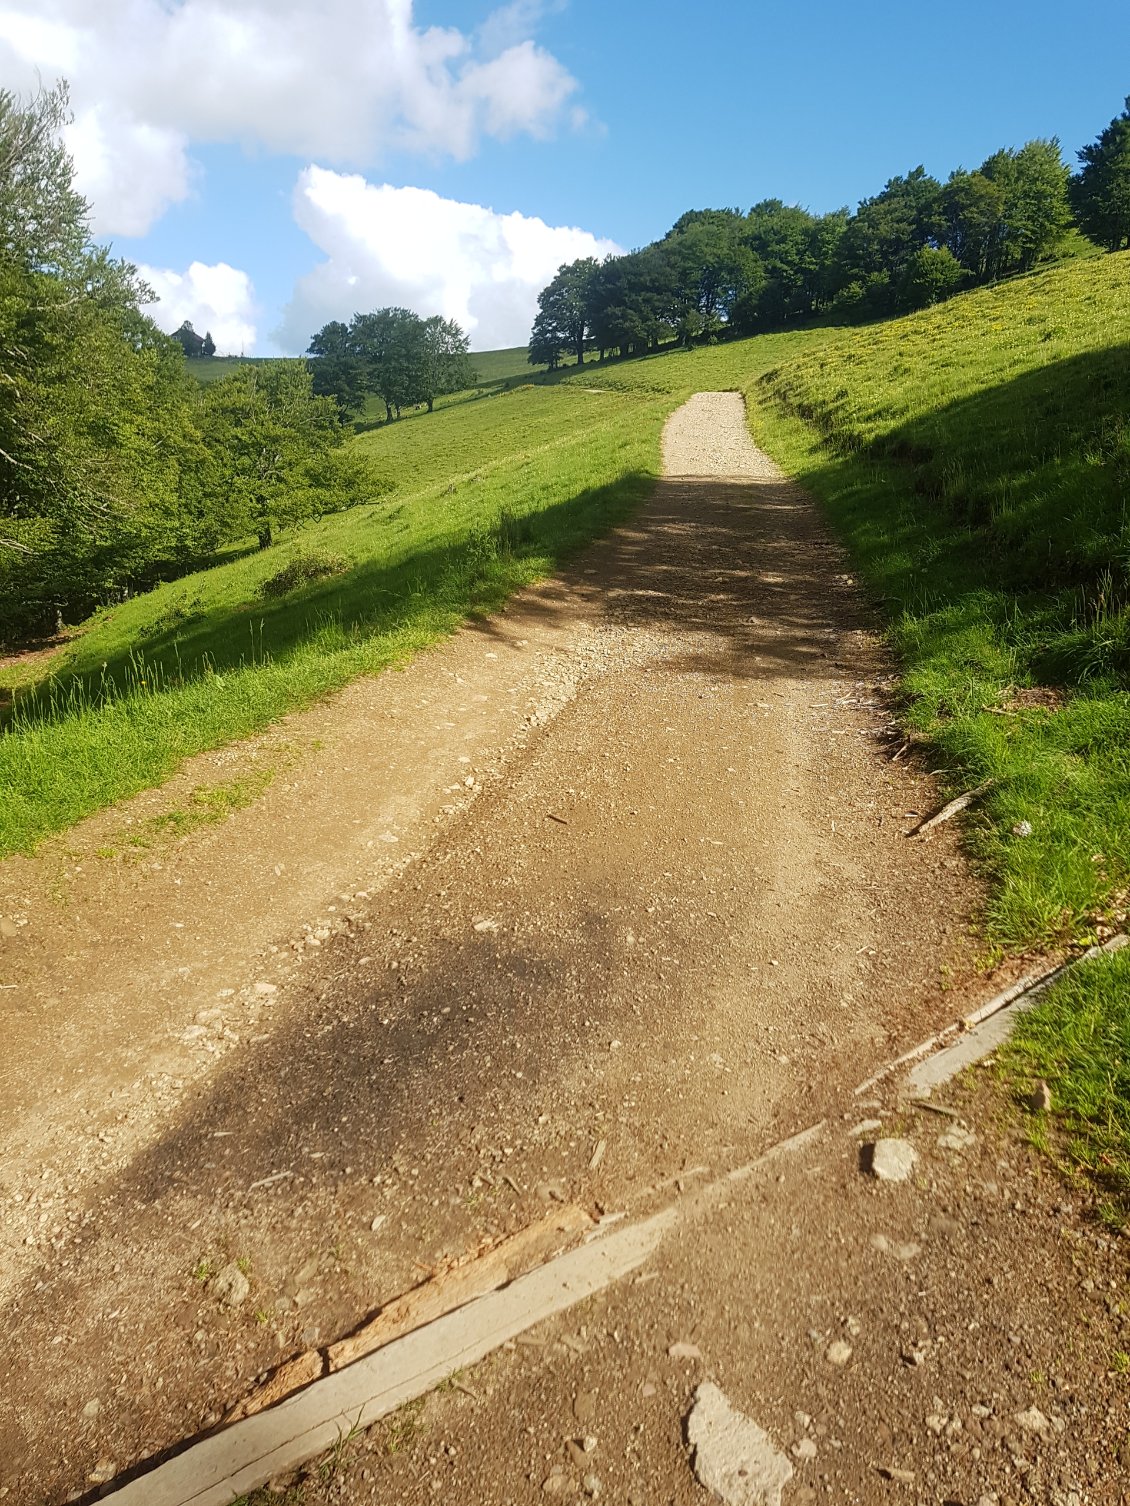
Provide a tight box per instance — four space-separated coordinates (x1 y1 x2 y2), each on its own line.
257 551 349 598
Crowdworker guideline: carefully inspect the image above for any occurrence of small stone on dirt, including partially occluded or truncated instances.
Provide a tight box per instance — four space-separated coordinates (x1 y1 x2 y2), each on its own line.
1027 1081 1052 1113
583 1474 602 1497
211 1262 250 1307
825 1340 853 1366
668 1341 703 1360
82 1398 100 1418
937 1125 977 1153
792 1438 818 1461
1014 1406 1052 1439
573 1390 597 1424
88 1460 117 1484
879 1466 915 1484
868 1139 917 1182
253 981 277 995
686 1382 793 1506
927 1212 961 1240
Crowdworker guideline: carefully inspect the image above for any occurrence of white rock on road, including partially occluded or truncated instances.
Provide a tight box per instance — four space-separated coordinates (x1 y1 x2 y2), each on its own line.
686 1382 793 1506
211 1262 250 1307
868 1139 917 1182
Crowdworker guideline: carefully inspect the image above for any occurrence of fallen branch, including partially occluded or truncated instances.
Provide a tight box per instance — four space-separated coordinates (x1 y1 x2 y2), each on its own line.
907 779 995 838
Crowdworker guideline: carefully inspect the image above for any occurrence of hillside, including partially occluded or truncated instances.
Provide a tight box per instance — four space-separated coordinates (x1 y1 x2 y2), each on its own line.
183 354 274 384
750 255 1130 952
6 258 1128 918
0 370 689 853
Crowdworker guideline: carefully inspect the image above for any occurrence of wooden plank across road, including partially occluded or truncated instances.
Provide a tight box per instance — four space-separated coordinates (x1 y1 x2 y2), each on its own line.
104 1208 676 1506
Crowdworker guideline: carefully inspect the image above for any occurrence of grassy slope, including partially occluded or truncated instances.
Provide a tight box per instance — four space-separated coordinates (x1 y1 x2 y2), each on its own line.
747 256 1130 953
1003 947 1130 1224
184 355 273 384
467 346 542 384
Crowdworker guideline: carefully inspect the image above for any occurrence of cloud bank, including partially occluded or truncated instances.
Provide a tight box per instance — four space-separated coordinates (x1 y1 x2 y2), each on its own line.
0 0 582 236
278 167 621 352
139 261 258 356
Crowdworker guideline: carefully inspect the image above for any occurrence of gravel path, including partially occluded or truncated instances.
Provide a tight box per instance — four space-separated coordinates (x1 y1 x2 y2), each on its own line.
662 390 785 478
2 394 1003 1499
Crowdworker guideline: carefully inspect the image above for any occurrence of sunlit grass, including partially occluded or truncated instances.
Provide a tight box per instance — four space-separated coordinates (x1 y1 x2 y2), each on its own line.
1002 949 1130 1224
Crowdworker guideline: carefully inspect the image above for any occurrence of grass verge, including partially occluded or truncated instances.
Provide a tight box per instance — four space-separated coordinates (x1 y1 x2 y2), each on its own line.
1001 947 1130 1226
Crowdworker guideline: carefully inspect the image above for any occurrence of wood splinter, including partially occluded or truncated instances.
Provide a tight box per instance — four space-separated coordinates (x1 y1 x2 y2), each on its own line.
908 779 995 839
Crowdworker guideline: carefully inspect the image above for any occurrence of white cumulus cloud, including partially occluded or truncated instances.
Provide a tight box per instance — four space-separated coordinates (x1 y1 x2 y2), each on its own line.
278 166 621 353
0 0 583 237
138 261 258 356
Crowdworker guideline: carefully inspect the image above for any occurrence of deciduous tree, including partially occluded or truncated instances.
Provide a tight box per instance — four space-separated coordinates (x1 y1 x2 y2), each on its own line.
197 362 348 550
1072 97 1130 252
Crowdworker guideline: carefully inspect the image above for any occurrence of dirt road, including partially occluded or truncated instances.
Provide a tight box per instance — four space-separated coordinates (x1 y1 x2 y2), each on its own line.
1 394 999 1498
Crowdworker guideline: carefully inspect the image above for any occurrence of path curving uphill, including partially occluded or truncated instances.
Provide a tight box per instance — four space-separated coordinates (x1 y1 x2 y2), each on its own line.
0 393 986 1497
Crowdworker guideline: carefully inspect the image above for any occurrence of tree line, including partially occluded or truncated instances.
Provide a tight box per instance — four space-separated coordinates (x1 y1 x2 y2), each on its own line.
0 85 475 646
530 96 1130 365
305 308 474 421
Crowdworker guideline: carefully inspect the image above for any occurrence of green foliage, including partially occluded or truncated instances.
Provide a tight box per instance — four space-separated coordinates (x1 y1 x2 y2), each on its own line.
419 314 473 410
0 81 86 270
1072 96 1130 252
939 168 1006 279
588 244 676 356
308 307 473 418
0 84 361 646
978 139 1073 276
529 257 601 366
736 200 847 327
662 211 762 344
258 550 349 598
195 361 353 549
898 245 965 308
836 165 944 289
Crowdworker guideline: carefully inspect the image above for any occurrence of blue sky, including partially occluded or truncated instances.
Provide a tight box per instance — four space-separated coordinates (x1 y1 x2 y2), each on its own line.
1 0 1125 354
